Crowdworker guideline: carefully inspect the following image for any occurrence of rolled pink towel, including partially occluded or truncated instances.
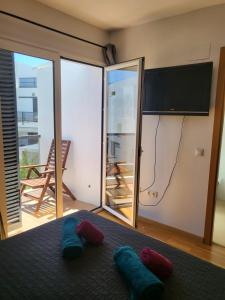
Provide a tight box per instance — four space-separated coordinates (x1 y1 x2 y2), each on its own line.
140 247 173 280
76 220 104 245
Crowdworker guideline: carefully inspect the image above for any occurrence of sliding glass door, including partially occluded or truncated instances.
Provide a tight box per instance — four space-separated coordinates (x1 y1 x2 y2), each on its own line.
102 59 144 226
0 38 62 237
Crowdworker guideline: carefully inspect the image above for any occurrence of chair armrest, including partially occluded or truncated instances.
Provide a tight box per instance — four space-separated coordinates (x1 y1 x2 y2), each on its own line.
41 169 54 174
41 168 66 174
20 164 47 169
117 162 134 166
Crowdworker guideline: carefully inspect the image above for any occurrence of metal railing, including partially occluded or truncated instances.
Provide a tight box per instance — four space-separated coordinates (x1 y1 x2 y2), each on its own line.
18 134 41 147
17 112 38 124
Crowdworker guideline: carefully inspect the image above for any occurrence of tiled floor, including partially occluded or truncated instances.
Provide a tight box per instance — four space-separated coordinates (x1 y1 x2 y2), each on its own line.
8 191 96 237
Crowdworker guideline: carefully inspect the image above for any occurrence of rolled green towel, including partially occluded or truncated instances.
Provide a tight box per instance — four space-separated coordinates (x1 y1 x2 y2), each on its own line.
62 217 84 259
114 246 164 300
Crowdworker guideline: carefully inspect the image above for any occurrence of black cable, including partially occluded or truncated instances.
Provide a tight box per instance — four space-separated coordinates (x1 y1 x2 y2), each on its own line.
140 115 160 193
140 116 185 207
0 10 106 49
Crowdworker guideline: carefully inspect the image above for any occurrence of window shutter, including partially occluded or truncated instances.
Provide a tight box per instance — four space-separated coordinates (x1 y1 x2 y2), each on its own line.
0 49 21 227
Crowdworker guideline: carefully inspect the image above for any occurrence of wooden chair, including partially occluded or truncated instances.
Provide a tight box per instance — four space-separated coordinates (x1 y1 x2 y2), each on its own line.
20 140 76 213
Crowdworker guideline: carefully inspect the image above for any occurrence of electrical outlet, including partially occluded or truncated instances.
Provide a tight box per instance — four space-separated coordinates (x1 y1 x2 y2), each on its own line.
148 191 158 198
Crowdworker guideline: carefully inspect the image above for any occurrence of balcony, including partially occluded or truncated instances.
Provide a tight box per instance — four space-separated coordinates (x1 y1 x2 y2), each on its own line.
17 111 38 124
7 192 96 237
8 134 99 237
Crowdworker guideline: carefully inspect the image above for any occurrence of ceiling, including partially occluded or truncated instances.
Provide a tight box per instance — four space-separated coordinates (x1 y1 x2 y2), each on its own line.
36 0 225 30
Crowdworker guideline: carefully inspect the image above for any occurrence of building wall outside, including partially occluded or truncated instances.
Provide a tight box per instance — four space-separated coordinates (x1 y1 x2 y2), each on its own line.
14 58 54 169
107 74 138 172
36 63 54 165
14 60 39 165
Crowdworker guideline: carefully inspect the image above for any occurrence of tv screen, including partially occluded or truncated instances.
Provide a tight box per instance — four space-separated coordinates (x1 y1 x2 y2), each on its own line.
143 62 213 116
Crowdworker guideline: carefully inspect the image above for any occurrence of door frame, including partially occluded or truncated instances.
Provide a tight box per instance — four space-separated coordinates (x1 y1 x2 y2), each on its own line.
204 47 225 244
0 37 63 221
102 58 144 226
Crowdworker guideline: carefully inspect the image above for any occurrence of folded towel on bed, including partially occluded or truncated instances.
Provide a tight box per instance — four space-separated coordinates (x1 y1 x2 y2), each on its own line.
77 220 104 245
140 247 173 280
62 217 84 259
114 246 163 300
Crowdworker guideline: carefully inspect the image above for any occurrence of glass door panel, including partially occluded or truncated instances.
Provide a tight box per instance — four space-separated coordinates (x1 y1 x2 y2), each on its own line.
102 59 144 226
0 48 58 237
61 58 103 215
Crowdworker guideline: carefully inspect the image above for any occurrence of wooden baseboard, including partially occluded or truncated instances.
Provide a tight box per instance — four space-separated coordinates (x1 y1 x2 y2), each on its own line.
98 209 202 243
138 215 203 243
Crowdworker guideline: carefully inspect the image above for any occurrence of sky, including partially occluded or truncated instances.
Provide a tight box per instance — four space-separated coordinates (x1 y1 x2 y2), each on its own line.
14 53 50 67
108 70 137 84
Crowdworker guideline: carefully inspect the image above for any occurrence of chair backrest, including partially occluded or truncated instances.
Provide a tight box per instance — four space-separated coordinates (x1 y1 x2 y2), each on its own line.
45 140 71 171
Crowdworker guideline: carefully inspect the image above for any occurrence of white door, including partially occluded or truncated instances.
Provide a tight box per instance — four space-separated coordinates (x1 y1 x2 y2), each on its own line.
102 58 144 226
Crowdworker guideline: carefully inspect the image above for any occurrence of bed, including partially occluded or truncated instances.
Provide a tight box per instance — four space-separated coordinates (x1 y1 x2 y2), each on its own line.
0 210 225 299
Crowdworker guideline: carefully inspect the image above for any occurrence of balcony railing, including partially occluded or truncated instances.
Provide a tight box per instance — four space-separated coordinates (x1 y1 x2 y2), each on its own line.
17 112 38 124
18 134 40 147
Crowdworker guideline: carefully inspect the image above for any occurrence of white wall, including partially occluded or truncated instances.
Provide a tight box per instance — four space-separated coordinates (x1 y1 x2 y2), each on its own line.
61 59 102 207
110 4 225 237
0 0 108 65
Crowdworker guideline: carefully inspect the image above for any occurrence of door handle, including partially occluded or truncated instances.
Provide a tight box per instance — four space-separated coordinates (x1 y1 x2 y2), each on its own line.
138 146 143 157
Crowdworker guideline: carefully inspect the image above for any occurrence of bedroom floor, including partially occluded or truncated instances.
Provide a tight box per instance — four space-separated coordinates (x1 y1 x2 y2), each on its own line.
99 210 225 269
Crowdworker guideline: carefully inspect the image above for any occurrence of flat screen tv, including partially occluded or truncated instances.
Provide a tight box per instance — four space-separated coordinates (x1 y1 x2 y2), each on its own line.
143 62 213 116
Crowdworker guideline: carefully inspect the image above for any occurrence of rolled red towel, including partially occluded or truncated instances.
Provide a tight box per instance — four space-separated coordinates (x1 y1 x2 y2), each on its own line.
140 247 173 280
76 220 104 245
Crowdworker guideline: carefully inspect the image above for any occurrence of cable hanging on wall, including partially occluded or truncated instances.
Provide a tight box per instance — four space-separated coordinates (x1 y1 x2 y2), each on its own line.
140 116 185 207
140 115 160 193
102 44 117 65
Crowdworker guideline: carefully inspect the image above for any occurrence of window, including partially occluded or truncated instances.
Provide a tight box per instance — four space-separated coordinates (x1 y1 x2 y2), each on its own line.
17 112 38 123
17 96 38 123
19 77 37 88
19 135 39 147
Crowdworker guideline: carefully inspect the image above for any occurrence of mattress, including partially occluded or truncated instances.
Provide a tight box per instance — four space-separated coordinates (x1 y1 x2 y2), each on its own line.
0 210 225 300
